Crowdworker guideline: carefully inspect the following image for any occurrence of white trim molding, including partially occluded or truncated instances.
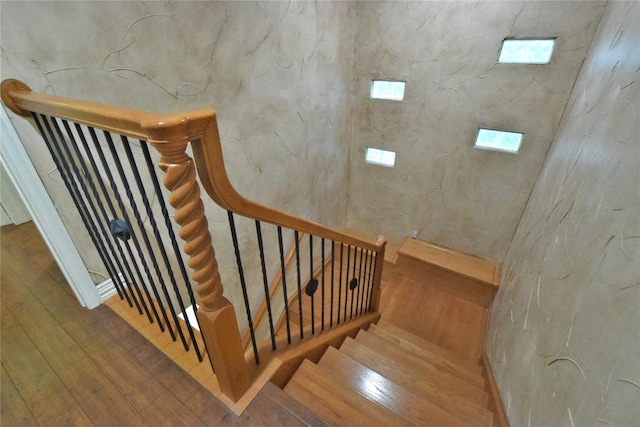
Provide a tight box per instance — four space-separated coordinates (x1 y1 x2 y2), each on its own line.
1 105 102 309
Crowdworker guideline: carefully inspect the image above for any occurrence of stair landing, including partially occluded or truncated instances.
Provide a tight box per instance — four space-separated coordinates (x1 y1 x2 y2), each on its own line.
379 274 488 363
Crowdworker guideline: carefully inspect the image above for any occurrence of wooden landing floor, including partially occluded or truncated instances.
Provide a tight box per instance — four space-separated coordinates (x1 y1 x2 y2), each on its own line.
378 274 488 364
0 222 313 426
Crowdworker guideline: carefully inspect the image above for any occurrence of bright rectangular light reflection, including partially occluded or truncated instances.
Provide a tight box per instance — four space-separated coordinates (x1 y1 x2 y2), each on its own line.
475 129 523 154
365 147 396 167
498 39 555 64
370 80 405 101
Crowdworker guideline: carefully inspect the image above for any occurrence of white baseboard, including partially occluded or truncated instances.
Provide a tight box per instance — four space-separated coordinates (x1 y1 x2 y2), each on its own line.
96 272 125 301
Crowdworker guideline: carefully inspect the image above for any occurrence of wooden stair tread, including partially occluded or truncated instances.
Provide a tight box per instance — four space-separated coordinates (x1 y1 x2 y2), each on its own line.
339 337 493 425
285 359 416 426
378 275 488 361
354 330 487 394
373 320 483 375
369 323 484 381
318 346 473 427
398 237 499 287
246 382 330 426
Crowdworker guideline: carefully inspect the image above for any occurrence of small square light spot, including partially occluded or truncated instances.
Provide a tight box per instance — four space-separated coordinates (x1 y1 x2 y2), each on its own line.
498 38 555 64
365 147 396 167
475 129 523 154
370 80 405 101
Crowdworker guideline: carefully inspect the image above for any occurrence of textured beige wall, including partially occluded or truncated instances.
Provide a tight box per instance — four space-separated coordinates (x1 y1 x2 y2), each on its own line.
1 1 356 330
488 1 640 425
348 1 605 261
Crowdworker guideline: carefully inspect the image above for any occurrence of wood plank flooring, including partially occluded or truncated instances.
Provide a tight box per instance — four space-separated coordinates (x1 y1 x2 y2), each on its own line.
378 274 488 363
0 222 319 426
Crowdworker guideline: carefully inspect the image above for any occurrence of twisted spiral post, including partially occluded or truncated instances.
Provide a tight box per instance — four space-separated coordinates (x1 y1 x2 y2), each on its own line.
151 142 249 402
160 153 224 311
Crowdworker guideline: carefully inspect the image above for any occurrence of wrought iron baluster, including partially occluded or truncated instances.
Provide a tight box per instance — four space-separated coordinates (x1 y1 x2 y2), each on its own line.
87 126 155 322
228 211 259 364
255 221 276 350
55 118 129 304
277 226 292 344
344 245 351 321
330 240 335 327
355 247 365 318
102 131 165 330
294 231 303 339
119 136 184 343
309 235 315 335
140 141 203 360
337 243 344 325
72 123 144 312
321 238 326 331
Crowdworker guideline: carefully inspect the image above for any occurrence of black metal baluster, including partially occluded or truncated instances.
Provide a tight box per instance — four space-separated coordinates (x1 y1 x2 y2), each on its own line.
228 211 259 364
309 235 315 335
349 246 357 320
61 120 128 303
294 231 303 339
86 126 155 323
277 226 292 345
321 238 326 331
33 114 132 308
355 247 365 318
119 136 184 343
330 240 335 327
102 131 165 330
140 141 203 361
337 243 343 325
344 245 351 321
54 118 128 304
255 221 276 350
72 123 144 312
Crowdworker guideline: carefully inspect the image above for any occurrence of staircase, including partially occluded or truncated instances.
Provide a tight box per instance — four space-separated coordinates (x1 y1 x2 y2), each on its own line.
255 236 506 427
1 83 508 425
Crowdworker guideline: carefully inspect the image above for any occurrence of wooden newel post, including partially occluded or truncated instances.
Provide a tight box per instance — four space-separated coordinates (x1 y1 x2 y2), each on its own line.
150 141 250 402
369 235 387 312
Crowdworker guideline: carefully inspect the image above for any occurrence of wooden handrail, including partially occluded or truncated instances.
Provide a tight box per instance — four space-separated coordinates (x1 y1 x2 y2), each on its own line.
1 80 384 253
1 79 387 404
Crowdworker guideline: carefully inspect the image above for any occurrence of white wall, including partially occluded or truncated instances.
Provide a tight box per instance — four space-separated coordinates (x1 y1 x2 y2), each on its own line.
488 1 640 424
348 1 605 261
0 1 356 327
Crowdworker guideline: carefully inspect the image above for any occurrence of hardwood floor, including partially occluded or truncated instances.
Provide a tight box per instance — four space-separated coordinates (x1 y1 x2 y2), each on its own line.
378 274 488 364
0 222 319 426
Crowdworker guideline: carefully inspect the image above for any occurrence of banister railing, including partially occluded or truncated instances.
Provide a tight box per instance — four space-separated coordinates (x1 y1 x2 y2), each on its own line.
1 79 387 403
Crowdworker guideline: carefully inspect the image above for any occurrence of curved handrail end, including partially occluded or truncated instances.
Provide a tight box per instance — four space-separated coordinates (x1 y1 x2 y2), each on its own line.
1 79 33 116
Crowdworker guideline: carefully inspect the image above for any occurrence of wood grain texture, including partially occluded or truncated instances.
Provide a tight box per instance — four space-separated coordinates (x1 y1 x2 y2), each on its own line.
285 359 415 426
339 337 494 426
379 275 488 363
354 330 487 400
0 222 330 426
366 324 485 383
1 79 386 252
318 347 473 427
399 238 500 286
245 382 329 427
371 321 483 375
